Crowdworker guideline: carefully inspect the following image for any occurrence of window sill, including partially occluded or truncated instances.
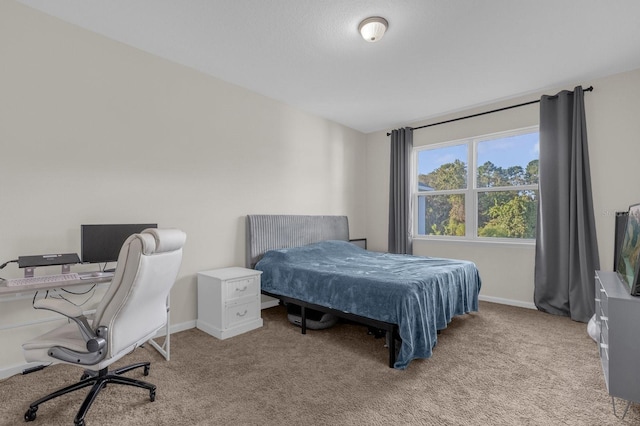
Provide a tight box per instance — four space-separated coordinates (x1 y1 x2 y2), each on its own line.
413 236 535 248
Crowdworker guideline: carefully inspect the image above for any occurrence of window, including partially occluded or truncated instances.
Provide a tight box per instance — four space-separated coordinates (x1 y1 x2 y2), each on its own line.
414 126 539 241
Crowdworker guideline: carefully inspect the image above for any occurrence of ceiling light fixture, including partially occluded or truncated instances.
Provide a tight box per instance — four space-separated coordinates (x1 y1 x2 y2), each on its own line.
358 17 388 42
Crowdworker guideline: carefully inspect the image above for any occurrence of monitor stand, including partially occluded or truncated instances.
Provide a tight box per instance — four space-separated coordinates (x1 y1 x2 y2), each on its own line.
24 264 72 278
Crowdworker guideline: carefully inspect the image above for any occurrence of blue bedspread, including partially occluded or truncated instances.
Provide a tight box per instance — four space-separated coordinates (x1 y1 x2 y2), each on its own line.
255 240 481 369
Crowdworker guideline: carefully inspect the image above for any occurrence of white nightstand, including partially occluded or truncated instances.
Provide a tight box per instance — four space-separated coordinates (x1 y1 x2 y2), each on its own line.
197 267 263 339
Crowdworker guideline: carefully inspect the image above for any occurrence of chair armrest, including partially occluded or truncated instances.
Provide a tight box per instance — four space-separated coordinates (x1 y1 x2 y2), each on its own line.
33 298 107 355
33 298 83 318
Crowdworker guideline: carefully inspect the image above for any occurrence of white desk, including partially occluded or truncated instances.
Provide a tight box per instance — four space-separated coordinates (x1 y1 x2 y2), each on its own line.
0 274 171 360
0 274 111 296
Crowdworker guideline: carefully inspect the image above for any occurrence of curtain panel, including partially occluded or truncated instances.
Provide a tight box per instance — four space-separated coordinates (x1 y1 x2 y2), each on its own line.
388 127 413 255
534 86 600 323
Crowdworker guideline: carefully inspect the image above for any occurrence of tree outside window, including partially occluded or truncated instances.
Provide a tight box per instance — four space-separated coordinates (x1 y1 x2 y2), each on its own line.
415 127 539 240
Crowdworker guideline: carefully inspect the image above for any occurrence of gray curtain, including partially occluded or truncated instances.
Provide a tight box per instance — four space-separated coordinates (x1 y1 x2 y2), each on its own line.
534 86 600 323
388 127 413 254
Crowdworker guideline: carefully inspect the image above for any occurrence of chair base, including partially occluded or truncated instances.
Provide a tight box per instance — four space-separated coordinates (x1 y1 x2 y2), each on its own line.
24 362 156 426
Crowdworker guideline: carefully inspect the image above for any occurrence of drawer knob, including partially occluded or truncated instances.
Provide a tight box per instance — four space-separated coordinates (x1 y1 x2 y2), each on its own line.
600 316 608 321
600 343 609 349
236 310 248 317
236 285 248 292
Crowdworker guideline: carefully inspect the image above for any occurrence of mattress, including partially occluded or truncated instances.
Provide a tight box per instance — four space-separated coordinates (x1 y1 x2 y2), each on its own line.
255 240 481 369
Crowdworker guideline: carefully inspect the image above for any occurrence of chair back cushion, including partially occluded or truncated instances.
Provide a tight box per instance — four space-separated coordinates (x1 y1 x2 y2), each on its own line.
92 228 186 357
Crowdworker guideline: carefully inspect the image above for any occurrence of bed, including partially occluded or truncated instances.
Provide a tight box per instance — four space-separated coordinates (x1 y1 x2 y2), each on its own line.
246 214 481 370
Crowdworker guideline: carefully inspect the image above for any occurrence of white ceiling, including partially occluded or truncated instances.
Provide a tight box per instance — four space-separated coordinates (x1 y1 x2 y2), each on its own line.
15 0 640 134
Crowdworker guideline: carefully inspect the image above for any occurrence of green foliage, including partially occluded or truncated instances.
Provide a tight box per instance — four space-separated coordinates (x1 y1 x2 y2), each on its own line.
477 160 538 188
419 158 538 238
477 223 510 238
446 220 465 236
422 193 465 236
479 194 536 238
419 159 466 190
526 160 539 184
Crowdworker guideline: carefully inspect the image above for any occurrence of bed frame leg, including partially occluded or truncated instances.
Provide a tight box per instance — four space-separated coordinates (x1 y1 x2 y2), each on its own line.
301 306 307 334
387 329 396 368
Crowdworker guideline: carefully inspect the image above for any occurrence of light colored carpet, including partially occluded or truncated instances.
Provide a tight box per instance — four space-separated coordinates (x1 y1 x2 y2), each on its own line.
1 301 638 425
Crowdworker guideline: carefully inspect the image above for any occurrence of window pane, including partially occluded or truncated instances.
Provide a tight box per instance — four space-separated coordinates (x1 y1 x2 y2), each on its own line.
477 132 539 188
417 194 465 236
477 190 538 238
417 144 467 191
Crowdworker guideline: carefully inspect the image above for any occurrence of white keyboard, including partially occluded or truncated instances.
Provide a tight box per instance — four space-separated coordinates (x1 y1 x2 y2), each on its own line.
5 273 81 287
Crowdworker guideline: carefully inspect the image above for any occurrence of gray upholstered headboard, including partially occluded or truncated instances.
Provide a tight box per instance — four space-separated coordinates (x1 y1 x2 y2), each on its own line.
246 215 349 268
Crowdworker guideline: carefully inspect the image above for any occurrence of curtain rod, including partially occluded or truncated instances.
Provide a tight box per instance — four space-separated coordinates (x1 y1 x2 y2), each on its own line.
387 85 594 136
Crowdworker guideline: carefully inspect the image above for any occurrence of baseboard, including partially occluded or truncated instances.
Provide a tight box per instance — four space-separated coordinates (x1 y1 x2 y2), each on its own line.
196 318 263 340
479 295 536 310
0 362 42 380
153 319 196 337
0 320 197 380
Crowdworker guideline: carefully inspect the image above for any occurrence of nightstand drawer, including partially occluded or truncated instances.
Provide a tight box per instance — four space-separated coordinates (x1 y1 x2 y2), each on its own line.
225 276 260 301
226 299 260 328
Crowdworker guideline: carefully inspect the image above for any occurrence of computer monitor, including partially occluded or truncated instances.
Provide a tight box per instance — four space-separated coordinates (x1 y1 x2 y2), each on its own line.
81 224 157 265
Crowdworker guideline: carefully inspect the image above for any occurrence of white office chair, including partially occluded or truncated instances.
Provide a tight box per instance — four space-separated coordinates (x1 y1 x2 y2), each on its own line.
21 228 186 426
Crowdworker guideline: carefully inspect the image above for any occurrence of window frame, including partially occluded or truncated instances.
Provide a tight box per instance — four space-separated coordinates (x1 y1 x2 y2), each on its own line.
412 125 539 244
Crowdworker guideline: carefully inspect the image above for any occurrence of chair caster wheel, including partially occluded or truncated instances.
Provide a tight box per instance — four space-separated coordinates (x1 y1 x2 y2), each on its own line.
74 420 85 426
80 373 90 380
150 389 156 402
144 365 150 376
24 407 37 422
